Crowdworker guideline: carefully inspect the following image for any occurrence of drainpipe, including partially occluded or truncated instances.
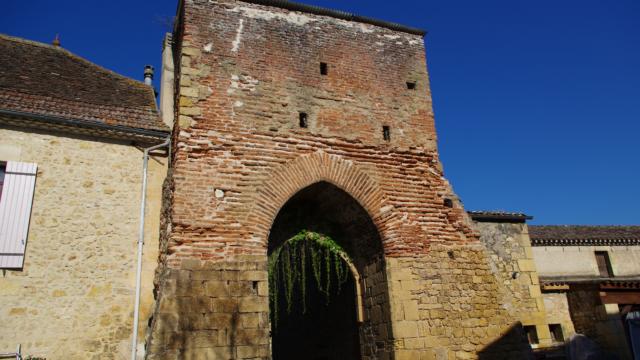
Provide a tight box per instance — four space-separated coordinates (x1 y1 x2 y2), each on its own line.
131 138 170 360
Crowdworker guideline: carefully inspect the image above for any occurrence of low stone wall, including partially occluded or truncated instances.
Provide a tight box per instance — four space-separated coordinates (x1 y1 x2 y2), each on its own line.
0 126 166 359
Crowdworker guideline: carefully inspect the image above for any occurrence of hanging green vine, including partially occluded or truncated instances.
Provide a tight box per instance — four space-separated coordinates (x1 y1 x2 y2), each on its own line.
268 230 352 328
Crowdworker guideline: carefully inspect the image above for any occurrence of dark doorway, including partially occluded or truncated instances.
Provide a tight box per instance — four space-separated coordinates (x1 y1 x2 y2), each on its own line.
269 182 391 360
271 258 360 360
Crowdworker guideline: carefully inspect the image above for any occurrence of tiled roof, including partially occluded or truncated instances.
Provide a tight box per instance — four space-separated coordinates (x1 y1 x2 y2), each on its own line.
541 278 640 289
468 211 533 223
0 34 169 134
529 225 640 246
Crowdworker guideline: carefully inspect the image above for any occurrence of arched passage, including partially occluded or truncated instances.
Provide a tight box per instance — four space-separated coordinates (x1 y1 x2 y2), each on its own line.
269 181 393 360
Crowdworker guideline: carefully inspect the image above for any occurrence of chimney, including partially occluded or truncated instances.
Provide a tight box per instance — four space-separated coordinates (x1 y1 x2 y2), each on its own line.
144 65 154 86
52 34 61 47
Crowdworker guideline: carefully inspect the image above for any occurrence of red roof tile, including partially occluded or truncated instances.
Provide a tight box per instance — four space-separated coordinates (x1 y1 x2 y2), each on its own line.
529 225 640 246
0 34 168 133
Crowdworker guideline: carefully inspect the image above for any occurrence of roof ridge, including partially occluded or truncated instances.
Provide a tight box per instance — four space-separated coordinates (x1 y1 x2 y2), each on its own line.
0 33 151 92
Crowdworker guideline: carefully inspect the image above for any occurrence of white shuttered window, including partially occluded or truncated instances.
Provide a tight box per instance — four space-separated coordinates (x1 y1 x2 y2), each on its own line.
0 161 37 269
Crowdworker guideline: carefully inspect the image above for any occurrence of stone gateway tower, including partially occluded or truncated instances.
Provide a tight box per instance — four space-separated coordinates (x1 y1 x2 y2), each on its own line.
147 0 533 359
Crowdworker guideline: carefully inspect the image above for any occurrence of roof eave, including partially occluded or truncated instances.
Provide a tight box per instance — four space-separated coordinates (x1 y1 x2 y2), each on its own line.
204 0 427 36
0 108 169 144
468 211 533 223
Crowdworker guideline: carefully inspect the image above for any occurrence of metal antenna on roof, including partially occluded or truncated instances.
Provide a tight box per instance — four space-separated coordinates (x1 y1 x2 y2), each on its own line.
52 34 60 47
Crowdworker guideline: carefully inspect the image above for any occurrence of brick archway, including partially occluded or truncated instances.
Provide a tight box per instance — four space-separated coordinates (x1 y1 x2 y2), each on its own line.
248 151 391 247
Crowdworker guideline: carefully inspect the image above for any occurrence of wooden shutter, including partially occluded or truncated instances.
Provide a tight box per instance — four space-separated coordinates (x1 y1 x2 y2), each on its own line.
595 251 612 278
0 161 37 268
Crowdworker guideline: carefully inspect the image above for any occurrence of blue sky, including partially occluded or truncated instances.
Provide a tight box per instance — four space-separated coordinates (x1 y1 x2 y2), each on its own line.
3 0 639 224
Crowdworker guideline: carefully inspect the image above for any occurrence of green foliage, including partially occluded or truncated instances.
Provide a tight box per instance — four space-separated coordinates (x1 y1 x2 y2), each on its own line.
268 230 352 328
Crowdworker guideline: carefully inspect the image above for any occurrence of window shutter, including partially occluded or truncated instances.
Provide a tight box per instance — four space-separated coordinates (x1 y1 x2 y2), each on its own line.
0 161 37 269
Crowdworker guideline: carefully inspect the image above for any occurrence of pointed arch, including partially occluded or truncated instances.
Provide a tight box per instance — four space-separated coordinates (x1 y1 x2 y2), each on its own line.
248 151 392 247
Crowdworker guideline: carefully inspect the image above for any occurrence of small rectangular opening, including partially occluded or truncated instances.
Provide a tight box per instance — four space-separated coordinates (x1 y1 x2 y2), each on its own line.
524 325 539 345
595 251 613 277
382 126 390 141
549 324 564 343
320 62 328 76
299 112 308 128
406 81 416 90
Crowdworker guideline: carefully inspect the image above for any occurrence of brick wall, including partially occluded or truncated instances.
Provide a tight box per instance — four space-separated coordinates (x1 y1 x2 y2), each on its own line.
147 0 531 358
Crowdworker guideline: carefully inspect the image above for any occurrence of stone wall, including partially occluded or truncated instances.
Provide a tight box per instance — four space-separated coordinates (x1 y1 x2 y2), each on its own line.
474 222 551 348
542 292 575 342
147 0 531 358
533 245 640 278
147 256 269 359
0 125 166 359
387 245 533 360
566 286 633 359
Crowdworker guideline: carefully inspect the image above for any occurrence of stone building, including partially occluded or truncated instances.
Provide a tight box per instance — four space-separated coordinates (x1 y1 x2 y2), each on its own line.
2 1 638 360
469 216 640 359
530 226 640 359
0 34 170 358
145 0 536 359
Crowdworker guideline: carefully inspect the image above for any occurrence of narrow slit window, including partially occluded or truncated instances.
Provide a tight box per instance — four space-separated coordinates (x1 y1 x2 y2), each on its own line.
524 325 539 345
382 126 390 141
320 62 328 75
595 251 613 277
549 324 564 343
406 81 416 90
299 112 308 128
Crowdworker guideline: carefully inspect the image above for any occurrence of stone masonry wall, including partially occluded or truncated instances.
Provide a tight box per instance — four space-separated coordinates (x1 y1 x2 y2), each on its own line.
566 286 633 359
533 245 640 278
542 292 576 342
147 1 531 358
0 125 166 359
475 222 551 348
387 245 534 360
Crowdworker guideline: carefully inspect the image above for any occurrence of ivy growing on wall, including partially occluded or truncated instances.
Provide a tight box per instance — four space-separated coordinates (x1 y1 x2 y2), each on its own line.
268 230 353 328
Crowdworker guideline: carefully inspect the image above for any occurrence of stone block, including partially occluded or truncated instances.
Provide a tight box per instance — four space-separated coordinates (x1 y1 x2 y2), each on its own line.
394 321 419 338
211 298 238 313
234 329 270 345
403 300 420 321
182 346 233 360
205 281 230 297
238 270 268 281
237 345 269 359
238 297 268 313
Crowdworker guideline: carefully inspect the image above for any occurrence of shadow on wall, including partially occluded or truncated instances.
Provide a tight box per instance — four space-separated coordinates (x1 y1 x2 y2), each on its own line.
529 334 622 360
478 322 535 360
563 334 620 360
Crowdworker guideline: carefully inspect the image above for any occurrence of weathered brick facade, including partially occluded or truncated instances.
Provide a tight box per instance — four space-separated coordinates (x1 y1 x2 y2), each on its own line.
146 1 532 358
